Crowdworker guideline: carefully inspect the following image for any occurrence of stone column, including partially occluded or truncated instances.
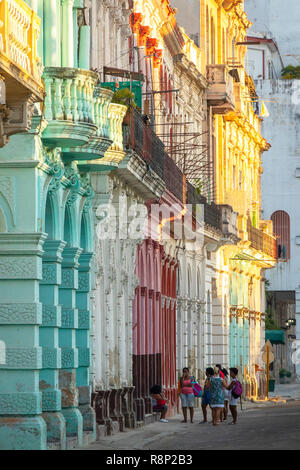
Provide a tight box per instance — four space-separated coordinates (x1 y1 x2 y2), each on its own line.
44 0 58 67
58 246 83 445
61 0 74 68
0 233 47 450
76 252 96 436
39 239 66 449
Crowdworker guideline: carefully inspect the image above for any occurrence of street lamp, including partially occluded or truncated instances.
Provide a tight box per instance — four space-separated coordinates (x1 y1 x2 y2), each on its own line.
283 318 296 330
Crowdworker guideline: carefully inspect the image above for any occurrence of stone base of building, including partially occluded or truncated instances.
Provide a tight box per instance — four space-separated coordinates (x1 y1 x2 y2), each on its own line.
93 387 136 436
0 408 96 450
0 417 47 451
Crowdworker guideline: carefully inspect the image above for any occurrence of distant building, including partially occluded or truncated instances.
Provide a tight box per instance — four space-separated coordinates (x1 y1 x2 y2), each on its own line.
245 0 299 381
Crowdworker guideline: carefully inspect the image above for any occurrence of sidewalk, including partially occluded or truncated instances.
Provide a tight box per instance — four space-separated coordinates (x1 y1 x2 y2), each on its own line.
269 383 300 401
79 393 299 450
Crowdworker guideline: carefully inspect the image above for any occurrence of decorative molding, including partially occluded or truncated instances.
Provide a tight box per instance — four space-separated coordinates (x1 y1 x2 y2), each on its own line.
0 392 42 415
78 348 90 367
78 309 90 330
42 347 61 369
0 176 15 223
61 308 78 329
0 347 42 369
0 256 42 280
61 347 78 369
41 390 61 412
61 268 77 289
41 263 60 285
0 302 42 325
42 304 62 327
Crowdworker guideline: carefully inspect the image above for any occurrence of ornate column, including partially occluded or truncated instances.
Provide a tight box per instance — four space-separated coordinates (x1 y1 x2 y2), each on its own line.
76 251 96 435
0 233 47 450
39 239 66 449
58 246 83 444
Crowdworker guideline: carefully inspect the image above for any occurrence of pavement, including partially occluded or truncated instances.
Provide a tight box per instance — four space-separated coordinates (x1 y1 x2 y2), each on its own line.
82 384 300 451
269 383 300 401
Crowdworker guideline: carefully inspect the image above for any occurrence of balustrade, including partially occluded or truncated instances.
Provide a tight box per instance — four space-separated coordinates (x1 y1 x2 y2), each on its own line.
0 0 41 81
42 67 99 148
206 64 235 113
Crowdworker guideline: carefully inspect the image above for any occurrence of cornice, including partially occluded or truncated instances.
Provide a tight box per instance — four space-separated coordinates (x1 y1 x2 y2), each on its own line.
224 113 270 151
173 54 208 89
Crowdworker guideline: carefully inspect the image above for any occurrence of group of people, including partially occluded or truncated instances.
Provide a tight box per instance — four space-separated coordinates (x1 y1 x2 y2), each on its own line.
150 365 240 426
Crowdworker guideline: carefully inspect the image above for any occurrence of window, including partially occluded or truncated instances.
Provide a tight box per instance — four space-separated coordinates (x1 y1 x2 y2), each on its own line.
232 165 236 190
271 211 290 260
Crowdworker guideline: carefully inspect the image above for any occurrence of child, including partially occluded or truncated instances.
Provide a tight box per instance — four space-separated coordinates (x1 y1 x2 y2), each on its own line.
150 385 169 423
227 367 240 425
200 367 214 424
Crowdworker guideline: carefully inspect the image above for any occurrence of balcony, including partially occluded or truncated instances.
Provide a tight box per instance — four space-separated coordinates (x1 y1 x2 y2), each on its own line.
42 67 99 148
206 64 235 114
62 87 114 161
219 204 239 242
78 102 127 172
123 109 222 231
124 108 165 180
0 0 44 146
247 218 277 259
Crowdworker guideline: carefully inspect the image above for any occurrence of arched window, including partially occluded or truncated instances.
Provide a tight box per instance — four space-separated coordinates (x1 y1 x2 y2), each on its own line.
271 210 290 260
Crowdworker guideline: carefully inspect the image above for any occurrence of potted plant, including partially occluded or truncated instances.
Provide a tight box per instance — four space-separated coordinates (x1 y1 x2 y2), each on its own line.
286 370 292 384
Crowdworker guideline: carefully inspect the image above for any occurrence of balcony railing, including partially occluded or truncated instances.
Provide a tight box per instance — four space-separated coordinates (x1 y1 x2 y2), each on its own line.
206 64 235 113
0 0 41 83
42 67 99 148
124 108 221 231
0 0 44 145
62 86 114 161
247 218 276 258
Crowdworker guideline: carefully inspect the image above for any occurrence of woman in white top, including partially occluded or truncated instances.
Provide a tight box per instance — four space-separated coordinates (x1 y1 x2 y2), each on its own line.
222 368 230 421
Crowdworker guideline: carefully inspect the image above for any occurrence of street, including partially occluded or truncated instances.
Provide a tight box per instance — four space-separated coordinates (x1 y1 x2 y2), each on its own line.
87 401 300 450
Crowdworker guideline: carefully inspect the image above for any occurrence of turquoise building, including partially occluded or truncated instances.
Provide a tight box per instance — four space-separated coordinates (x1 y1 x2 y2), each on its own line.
0 0 126 449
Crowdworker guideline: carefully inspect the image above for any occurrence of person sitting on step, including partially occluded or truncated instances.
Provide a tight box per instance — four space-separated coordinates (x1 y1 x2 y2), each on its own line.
150 384 169 423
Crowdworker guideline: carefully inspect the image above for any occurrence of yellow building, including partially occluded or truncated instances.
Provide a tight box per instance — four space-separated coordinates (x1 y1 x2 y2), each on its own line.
198 0 277 397
0 0 44 147
173 0 277 394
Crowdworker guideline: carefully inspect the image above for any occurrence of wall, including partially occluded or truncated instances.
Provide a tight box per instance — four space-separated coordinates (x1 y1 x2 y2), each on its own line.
245 0 300 66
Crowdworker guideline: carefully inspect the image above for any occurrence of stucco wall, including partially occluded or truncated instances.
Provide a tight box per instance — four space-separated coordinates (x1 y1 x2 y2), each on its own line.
256 79 300 291
245 0 300 66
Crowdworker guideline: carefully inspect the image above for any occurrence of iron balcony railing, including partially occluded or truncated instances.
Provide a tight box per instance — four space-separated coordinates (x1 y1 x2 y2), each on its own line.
247 218 277 259
123 108 221 231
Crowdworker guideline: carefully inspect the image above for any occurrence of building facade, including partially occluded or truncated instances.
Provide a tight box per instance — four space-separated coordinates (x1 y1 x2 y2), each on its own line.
0 0 278 451
245 1 299 381
172 0 277 396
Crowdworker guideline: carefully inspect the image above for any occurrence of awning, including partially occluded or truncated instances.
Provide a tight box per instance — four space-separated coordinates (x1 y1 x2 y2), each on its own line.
265 329 285 345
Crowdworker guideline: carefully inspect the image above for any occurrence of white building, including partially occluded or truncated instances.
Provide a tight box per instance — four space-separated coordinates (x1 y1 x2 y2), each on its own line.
245 0 300 380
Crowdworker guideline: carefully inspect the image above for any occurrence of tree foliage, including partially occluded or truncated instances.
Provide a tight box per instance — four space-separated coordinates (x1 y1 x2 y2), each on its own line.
111 88 137 108
281 65 300 79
